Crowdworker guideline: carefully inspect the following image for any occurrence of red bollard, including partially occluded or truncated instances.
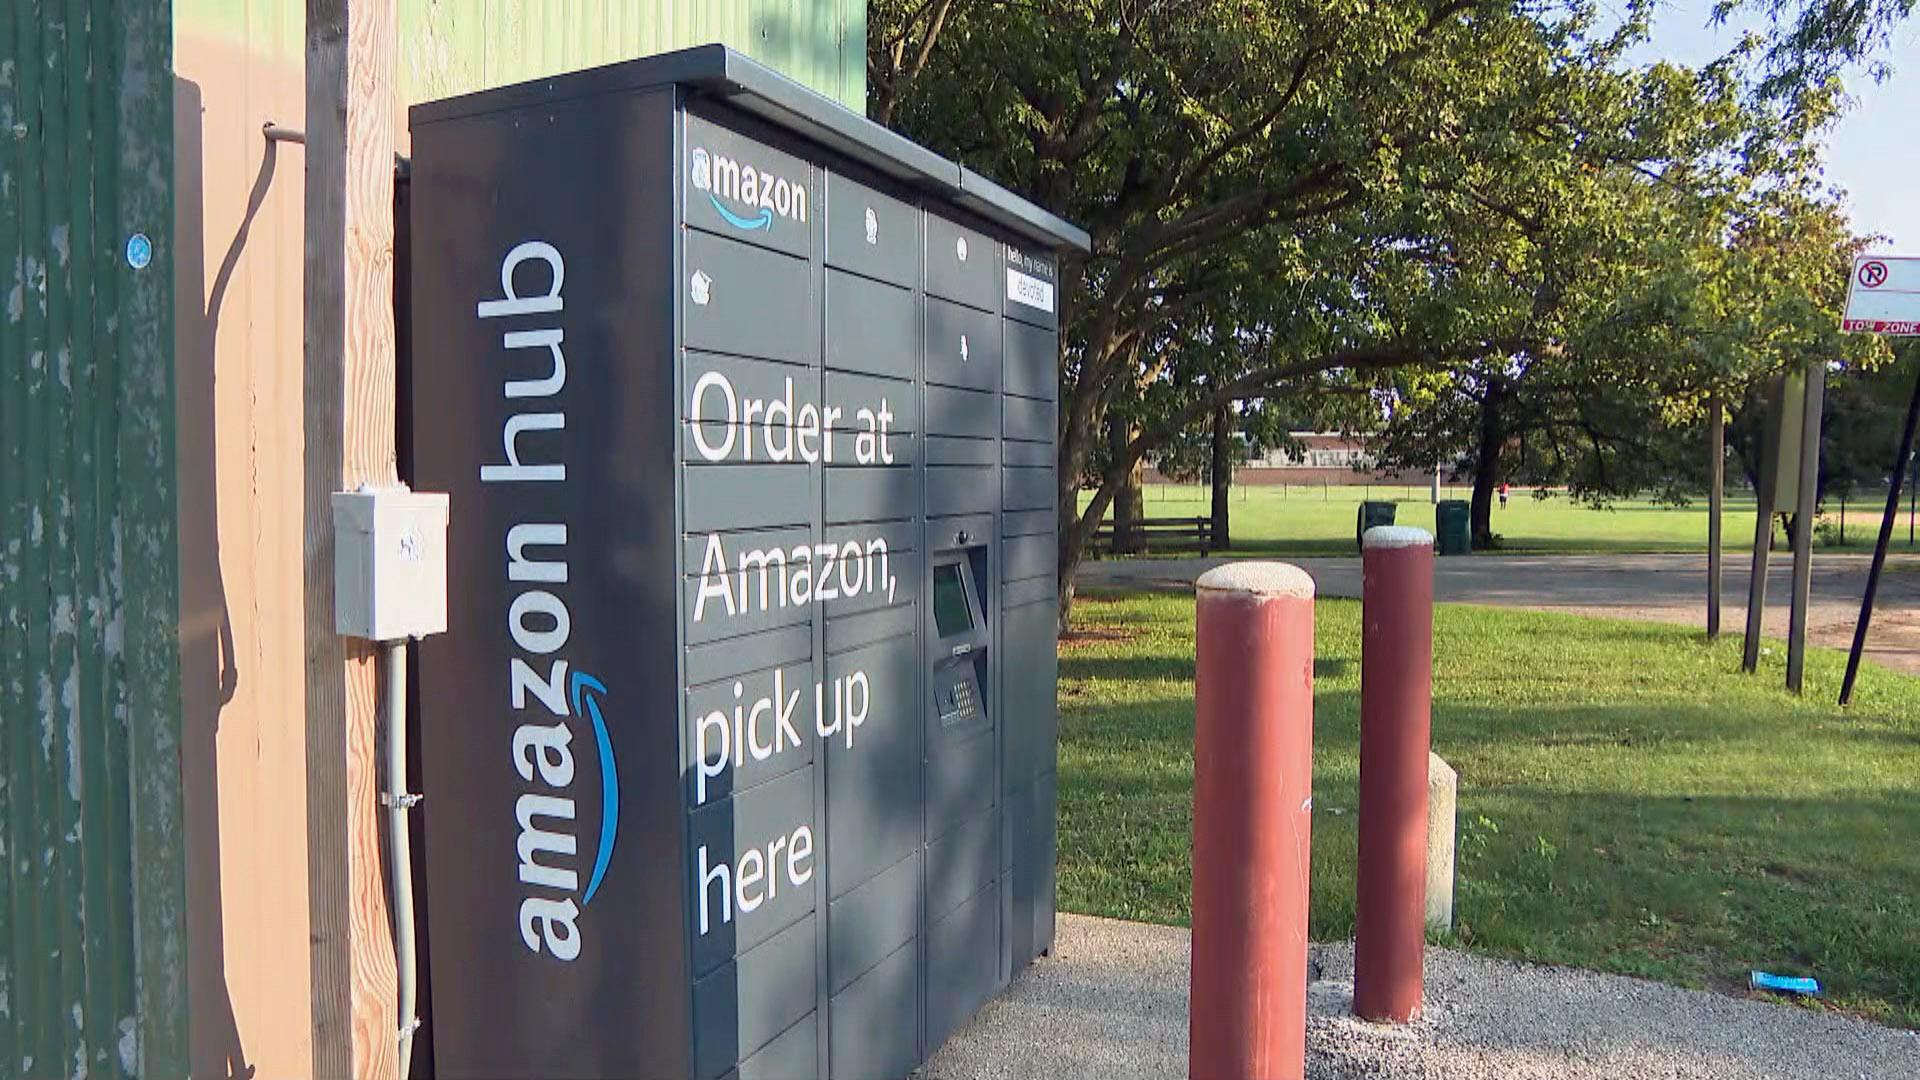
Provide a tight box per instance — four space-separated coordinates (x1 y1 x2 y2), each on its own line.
1190 563 1316 1080
1354 526 1436 1023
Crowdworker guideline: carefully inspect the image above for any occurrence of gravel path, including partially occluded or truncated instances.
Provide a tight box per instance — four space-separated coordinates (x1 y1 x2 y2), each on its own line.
1077 551 1920 674
922 914 1920 1079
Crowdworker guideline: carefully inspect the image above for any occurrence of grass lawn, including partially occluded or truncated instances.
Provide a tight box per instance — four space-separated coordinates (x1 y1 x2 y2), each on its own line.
1058 589 1920 1027
1089 482 1920 556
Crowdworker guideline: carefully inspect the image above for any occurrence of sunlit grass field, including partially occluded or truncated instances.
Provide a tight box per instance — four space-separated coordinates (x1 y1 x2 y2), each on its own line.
1058 589 1920 1027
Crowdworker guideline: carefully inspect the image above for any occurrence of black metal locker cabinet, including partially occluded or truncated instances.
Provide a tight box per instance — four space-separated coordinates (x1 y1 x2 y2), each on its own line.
407 45 1086 1080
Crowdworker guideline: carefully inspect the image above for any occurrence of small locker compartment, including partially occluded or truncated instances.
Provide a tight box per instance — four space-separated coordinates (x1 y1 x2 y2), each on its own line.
823 632 923 890
683 112 813 259
818 521 919 619
825 268 916 379
690 914 818 1080
1003 394 1056 444
683 656 819 808
683 229 819 364
684 464 815 532
1003 318 1057 399
925 213 1001 312
1002 466 1054 514
925 297 1003 393
824 170 918 288
682 525 816 644
828 939 919 1080
926 879 1002 1049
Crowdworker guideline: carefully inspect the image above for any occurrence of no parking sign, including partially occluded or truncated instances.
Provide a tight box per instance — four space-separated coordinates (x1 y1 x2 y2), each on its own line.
1842 254 1920 334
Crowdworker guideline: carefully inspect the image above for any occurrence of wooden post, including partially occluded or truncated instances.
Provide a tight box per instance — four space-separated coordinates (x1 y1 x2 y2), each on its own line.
1743 378 1783 674
1708 393 1723 639
1786 363 1826 694
304 1 401 1077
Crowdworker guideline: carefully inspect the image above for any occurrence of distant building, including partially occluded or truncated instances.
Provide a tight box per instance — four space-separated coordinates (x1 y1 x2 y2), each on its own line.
1148 432 1428 486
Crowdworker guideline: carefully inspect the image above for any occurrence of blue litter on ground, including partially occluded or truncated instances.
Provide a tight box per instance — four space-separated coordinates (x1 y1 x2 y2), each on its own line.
1749 970 1821 996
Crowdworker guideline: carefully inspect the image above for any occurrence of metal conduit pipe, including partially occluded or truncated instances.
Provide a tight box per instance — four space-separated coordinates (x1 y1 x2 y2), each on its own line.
382 639 422 1080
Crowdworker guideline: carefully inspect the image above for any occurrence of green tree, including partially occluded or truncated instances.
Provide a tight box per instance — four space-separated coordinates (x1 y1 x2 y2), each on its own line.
1364 67 1882 546
873 0 1868 618
874 0 1685 615
1711 0 1912 100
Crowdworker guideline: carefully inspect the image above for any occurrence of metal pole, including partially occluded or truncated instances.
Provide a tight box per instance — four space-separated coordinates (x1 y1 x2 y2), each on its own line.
1742 408 1778 673
1840 366 1920 704
1708 393 1724 639
1787 363 1825 694
1354 528 1435 1024
1191 563 1315 1080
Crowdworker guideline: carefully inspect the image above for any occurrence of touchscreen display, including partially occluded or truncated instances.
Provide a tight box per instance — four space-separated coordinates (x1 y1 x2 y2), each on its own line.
933 563 974 638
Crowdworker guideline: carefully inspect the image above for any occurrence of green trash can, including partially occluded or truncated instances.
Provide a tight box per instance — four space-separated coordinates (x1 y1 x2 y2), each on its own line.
1356 500 1397 551
1436 499 1472 555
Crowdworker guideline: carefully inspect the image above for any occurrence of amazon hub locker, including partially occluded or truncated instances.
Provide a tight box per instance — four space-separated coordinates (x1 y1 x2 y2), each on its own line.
405 46 1088 1080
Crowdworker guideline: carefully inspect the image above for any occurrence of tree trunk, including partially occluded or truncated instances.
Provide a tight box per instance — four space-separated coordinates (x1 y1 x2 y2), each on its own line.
1210 401 1231 550
1470 464 1498 550
1470 386 1505 550
1110 416 1145 554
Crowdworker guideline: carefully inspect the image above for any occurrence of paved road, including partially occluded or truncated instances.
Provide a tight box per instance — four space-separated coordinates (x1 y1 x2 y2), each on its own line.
1077 551 1920 675
923 914 1920 1079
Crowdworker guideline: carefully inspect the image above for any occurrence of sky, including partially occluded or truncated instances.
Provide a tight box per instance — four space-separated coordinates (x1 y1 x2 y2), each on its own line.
1634 0 1920 250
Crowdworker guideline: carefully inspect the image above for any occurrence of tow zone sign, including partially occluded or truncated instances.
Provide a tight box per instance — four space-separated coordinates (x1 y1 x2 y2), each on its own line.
1843 255 1920 335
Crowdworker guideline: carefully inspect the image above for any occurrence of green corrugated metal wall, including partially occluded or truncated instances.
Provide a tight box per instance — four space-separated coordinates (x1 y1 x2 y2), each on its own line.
398 0 867 111
0 1 188 1078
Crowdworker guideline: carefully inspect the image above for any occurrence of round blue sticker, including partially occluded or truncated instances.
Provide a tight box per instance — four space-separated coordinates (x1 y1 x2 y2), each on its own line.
125 233 152 270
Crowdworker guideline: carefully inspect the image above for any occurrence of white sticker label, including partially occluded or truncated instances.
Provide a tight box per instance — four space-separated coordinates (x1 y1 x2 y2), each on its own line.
1007 268 1055 314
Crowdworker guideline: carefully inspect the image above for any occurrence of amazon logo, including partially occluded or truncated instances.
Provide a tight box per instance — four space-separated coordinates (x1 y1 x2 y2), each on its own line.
690 145 808 233
568 671 619 905
479 239 624 965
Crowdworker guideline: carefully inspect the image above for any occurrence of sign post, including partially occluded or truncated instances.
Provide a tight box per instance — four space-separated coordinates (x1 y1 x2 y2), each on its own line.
1786 364 1826 694
1741 374 1788 674
1839 255 1920 704
1707 393 1723 639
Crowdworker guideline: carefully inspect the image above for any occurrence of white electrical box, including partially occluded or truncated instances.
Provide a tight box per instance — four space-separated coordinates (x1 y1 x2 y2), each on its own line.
331 486 451 641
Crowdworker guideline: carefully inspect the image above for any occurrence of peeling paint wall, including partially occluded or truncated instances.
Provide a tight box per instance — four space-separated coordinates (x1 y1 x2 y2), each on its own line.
0 2 189 1079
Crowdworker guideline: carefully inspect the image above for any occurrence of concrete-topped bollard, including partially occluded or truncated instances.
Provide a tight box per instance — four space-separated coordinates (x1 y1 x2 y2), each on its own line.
1427 752 1457 933
1191 562 1316 1080
1355 526 1435 1024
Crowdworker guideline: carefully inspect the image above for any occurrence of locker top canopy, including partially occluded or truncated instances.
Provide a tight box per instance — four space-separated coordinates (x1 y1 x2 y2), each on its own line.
410 43 1093 257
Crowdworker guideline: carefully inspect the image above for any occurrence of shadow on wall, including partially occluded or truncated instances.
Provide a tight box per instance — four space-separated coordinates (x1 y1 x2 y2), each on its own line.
175 72 287 1080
